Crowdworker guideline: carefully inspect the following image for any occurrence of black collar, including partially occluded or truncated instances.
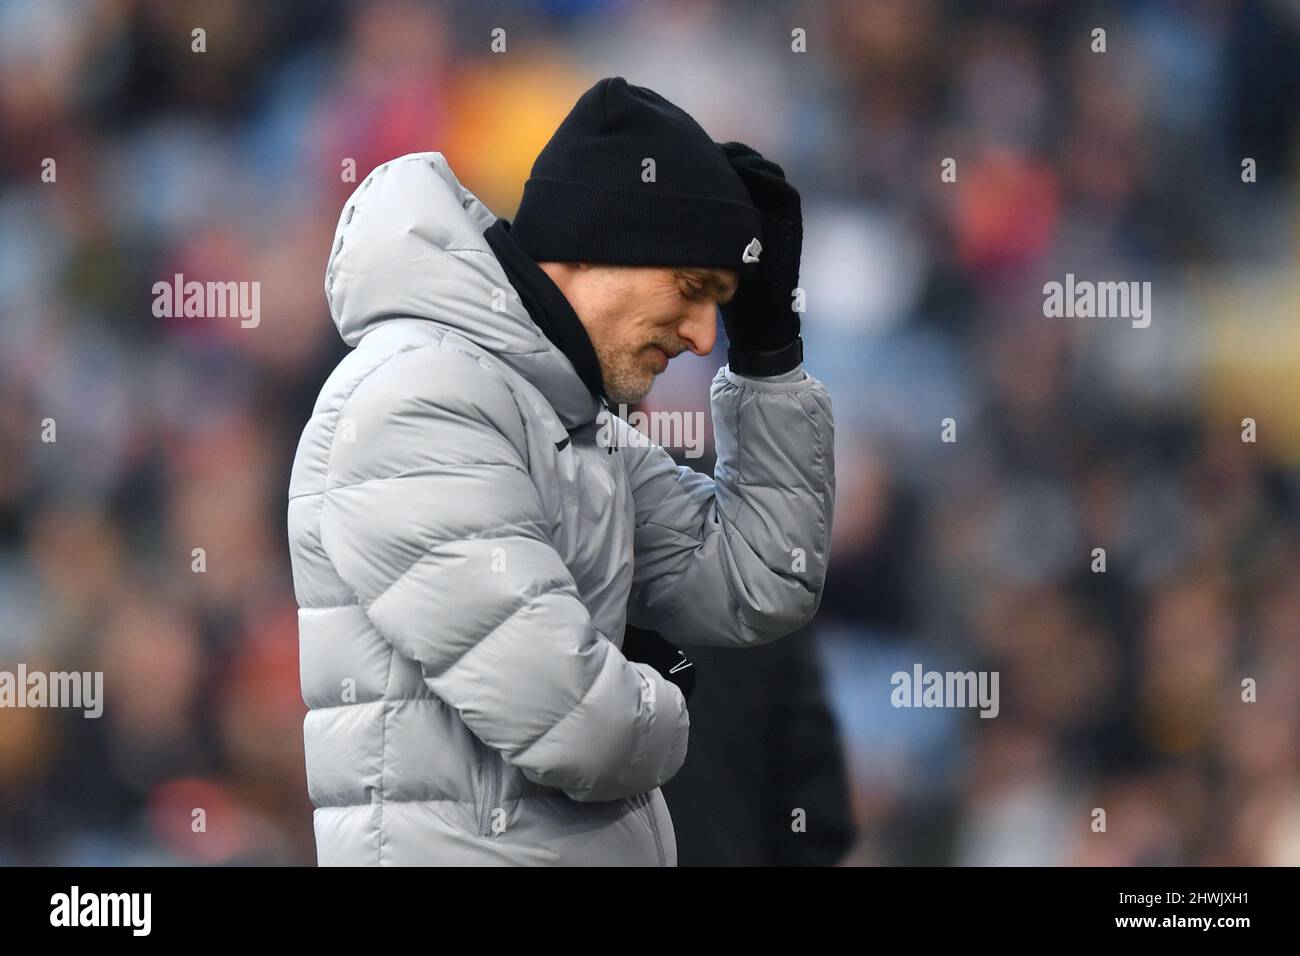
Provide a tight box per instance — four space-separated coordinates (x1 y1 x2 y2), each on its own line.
483 218 607 402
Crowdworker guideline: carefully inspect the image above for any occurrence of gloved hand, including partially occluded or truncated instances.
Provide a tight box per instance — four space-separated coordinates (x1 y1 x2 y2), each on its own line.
716 140 804 376
621 624 695 704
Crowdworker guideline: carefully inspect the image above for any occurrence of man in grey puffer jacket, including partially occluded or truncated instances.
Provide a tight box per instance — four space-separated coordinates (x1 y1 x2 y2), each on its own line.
287 77 835 865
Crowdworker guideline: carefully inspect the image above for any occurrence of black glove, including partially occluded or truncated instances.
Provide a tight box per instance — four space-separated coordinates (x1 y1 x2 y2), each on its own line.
621 624 695 704
716 140 804 376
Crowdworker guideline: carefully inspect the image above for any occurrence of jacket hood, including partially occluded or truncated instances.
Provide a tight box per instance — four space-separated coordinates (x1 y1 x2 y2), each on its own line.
324 152 599 428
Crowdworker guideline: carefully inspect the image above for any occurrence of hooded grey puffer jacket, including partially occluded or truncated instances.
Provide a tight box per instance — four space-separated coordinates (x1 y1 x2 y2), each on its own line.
288 152 835 865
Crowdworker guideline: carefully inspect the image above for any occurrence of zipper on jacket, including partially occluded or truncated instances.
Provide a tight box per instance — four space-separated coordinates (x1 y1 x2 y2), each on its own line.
599 395 617 455
478 748 502 838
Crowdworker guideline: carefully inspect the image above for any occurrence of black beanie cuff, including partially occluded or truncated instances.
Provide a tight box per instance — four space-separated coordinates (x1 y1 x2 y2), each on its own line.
510 177 763 270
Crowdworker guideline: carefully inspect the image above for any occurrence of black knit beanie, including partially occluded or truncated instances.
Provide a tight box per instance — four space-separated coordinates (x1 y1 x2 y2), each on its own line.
510 77 763 271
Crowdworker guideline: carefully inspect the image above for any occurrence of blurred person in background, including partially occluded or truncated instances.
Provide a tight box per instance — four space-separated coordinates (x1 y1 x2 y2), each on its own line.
662 622 857 866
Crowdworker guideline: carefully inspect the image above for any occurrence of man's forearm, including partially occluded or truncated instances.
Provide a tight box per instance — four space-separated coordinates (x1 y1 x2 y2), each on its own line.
626 364 835 647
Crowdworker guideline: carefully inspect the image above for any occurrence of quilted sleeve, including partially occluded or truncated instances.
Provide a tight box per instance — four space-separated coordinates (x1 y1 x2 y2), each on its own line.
624 365 835 646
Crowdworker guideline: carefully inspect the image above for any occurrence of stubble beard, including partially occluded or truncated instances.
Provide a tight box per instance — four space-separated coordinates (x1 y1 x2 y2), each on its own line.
595 341 655 405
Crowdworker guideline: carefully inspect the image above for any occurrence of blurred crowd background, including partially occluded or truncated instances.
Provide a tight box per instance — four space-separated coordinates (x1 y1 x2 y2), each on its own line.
1 0 1298 865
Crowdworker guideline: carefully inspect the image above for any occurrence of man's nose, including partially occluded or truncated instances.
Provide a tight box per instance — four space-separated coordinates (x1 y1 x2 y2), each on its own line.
676 302 718 356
